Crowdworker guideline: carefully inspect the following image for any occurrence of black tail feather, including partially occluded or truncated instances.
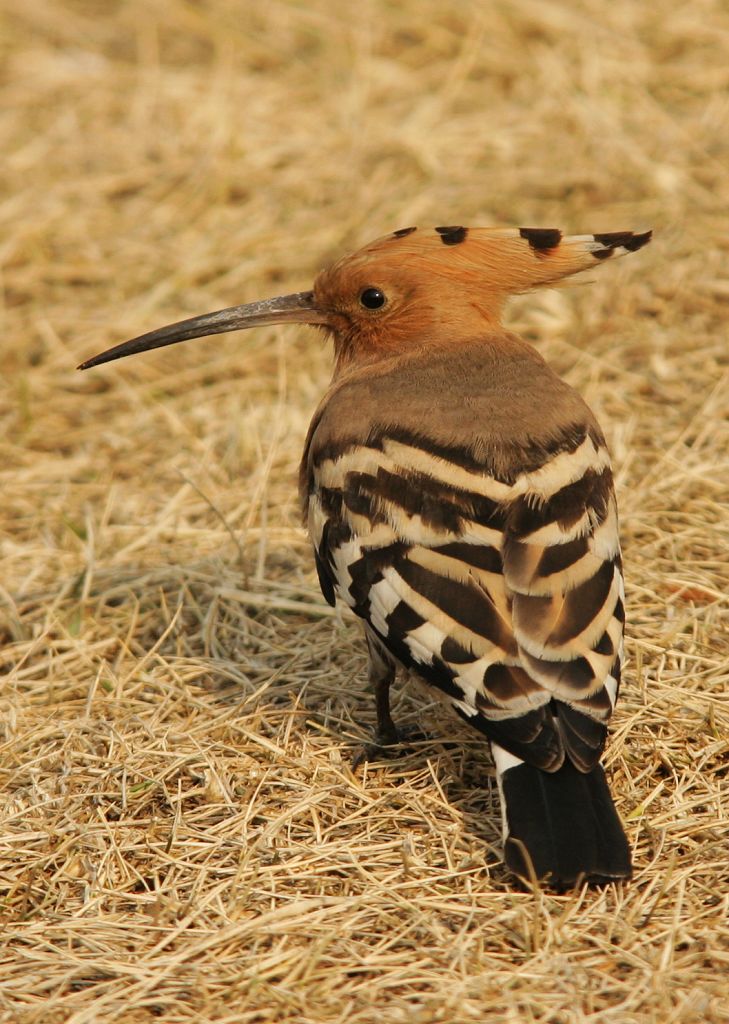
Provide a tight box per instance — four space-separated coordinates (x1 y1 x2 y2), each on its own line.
500 760 631 887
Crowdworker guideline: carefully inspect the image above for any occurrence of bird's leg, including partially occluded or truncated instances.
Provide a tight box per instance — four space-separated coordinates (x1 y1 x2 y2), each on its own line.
371 652 399 747
352 633 401 767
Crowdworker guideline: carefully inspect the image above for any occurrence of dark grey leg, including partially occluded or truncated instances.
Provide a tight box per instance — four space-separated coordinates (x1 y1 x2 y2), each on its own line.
352 630 401 767
370 645 398 746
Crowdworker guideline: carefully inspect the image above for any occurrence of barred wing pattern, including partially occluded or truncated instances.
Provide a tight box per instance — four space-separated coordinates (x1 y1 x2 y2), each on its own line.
306 425 624 774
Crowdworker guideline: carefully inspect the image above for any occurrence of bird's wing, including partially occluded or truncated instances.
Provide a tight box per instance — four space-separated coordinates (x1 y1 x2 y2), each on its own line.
305 420 623 772
502 428 624 771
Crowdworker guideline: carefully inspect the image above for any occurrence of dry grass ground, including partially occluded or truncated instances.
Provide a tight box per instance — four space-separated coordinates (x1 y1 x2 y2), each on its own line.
1 1 728 1021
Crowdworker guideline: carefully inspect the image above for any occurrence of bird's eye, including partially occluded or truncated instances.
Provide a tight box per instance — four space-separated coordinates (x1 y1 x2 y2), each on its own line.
359 287 387 310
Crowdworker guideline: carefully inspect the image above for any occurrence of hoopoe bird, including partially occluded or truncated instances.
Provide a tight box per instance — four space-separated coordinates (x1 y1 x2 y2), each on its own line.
80 224 651 887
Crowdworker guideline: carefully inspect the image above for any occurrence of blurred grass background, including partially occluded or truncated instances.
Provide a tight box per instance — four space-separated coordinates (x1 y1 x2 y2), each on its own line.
1 2 728 1022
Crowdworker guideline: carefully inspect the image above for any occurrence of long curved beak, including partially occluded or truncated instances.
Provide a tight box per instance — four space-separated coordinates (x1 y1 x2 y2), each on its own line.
77 290 328 370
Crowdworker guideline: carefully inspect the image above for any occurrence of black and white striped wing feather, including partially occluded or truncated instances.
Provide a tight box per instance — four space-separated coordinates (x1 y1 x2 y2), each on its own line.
503 430 624 770
307 426 624 772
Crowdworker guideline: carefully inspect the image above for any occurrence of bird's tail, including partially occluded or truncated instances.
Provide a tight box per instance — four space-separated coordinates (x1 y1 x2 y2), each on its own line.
493 745 632 888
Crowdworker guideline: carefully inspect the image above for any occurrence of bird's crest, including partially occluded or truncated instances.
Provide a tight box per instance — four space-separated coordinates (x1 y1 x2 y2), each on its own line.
338 224 651 297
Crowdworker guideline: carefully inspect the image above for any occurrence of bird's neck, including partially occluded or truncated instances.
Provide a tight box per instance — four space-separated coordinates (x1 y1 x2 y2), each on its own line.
330 324 529 382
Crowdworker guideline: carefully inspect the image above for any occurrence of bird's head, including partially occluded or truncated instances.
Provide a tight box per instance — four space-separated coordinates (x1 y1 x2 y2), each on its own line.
79 225 651 374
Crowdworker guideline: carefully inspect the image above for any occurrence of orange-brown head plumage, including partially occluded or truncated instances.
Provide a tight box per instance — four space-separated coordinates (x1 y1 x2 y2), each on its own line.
312 225 651 370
